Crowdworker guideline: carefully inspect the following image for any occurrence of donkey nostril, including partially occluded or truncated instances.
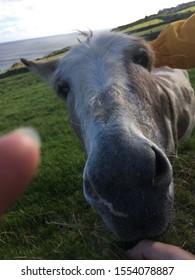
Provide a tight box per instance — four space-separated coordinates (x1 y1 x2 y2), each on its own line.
151 146 171 186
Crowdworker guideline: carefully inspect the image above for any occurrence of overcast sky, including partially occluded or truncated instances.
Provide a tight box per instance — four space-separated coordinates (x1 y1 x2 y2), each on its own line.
0 0 193 43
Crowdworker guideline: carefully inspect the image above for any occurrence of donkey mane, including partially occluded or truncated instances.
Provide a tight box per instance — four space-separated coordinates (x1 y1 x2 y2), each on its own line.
77 30 93 43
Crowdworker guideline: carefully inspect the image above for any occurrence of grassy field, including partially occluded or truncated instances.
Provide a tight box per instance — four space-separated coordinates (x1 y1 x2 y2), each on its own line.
122 19 164 33
177 6 195 14
114 4 195 39
133 24 168 37
0 67 194 259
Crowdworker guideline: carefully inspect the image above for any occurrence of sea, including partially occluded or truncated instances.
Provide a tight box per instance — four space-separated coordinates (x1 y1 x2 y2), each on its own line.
0 30 110 72
0 32 81 72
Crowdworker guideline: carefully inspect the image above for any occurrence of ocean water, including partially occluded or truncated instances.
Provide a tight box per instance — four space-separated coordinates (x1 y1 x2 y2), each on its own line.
0 33 79 72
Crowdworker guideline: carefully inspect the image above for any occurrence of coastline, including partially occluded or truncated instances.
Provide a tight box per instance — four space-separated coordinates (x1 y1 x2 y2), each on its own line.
0 45 70 78
0 30 110 75
0 31 80 74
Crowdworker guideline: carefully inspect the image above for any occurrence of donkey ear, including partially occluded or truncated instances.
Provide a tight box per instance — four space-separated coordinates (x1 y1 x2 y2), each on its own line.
21 58 58 82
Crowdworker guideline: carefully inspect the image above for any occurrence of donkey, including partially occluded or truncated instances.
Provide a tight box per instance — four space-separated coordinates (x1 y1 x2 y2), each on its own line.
21 31 195 241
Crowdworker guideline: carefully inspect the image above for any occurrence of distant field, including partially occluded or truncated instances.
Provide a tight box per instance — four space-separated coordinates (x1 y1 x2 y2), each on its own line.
178 6 195 14
133 24 168 37
0 67 194 259
123 19 164 33
117 5 195 39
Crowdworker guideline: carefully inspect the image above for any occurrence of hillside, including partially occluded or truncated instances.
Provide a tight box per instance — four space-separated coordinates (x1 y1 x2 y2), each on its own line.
113 1 195 40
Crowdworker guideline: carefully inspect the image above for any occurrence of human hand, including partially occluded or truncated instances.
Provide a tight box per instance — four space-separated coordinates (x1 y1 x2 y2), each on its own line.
127 239 195 260
0 128 40 216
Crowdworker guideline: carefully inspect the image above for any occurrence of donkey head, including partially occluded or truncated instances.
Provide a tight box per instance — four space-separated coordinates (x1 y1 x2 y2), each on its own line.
21 32 176 241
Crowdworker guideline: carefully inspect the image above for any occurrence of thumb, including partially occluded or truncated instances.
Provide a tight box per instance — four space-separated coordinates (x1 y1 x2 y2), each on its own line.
0 128 40 216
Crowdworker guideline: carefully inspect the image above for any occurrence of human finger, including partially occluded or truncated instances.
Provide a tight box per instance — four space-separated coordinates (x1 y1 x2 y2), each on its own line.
0 128 40 215
126 239 195 260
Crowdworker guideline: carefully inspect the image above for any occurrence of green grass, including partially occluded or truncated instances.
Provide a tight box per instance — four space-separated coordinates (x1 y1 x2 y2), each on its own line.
158 127 195 252
177 6 195 14
123 19 164 33
133 24 168 37
0 68 194 259
117 5 195 39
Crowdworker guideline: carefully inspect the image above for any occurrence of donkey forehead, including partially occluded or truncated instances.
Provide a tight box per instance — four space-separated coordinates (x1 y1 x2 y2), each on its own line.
56 32 150 77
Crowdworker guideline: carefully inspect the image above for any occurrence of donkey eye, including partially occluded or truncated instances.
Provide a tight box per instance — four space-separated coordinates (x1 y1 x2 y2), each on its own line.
58 82 70 98
133 48 149 68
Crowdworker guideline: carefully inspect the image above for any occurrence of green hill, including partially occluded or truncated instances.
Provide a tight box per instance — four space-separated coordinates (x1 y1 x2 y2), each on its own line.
113 1 195 40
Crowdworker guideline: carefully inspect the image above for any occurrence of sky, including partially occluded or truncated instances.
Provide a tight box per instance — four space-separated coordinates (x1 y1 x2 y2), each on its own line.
0 0 193 43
